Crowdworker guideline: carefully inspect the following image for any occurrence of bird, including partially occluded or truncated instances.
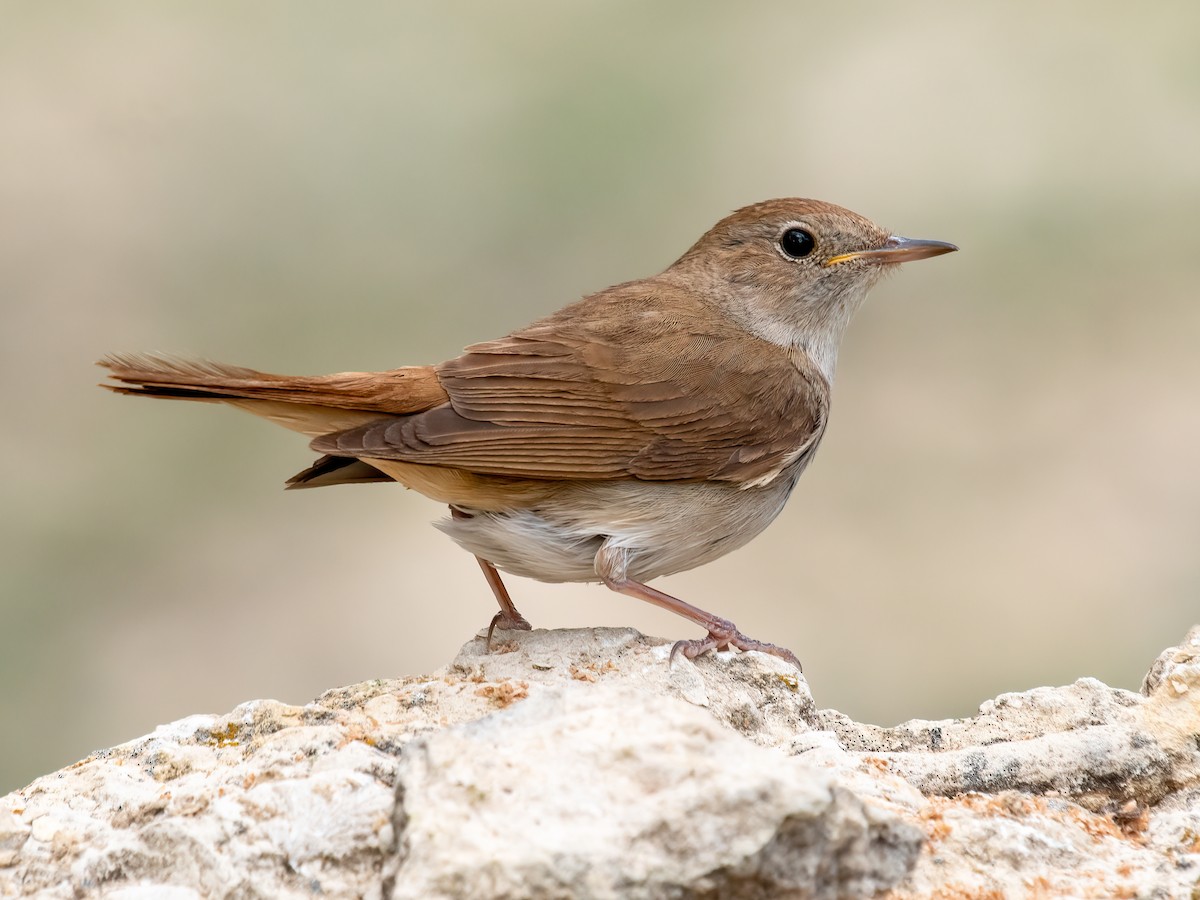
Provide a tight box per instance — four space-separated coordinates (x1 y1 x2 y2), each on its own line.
99 198 956 669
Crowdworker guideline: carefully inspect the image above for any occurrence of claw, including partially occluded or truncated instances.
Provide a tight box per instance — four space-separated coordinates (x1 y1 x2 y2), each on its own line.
726 634 803 671
485 611 532 650
668 622 802 672
669 635 721 665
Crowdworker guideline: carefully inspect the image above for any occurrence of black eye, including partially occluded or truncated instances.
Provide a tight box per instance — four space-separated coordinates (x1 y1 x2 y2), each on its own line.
779 228 815 259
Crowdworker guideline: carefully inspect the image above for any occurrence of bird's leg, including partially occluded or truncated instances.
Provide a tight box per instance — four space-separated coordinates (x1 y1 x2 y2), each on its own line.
450 507 532 647
476 556 533 646
595 543 801 671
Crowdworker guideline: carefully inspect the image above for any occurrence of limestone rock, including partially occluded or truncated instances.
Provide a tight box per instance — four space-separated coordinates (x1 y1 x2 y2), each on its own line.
387 684 919 900
0 625 1197 899
817 627 1200 817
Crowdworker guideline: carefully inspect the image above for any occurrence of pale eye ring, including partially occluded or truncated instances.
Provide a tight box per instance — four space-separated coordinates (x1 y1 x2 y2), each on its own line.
779 227 815 259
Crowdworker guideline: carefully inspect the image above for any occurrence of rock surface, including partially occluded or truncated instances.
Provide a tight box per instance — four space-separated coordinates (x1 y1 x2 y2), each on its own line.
1 626 1198 899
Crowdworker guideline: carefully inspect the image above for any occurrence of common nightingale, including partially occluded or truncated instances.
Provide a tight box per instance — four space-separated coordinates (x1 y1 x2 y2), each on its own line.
100 198 956 668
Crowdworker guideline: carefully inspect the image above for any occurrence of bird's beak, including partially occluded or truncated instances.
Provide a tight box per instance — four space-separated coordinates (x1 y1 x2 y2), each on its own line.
826 236 958 267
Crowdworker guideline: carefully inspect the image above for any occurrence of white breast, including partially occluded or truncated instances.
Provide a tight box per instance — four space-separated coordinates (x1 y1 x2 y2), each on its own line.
438 473 802 584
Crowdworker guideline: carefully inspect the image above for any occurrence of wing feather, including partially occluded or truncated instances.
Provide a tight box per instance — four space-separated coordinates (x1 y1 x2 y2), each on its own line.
312 282 828 485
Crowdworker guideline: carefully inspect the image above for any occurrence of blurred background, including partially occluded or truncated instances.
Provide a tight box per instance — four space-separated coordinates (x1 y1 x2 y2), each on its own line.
2 2 1198 794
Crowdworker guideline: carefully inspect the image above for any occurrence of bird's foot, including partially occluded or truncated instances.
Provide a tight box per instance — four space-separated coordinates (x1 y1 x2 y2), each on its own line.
485 611 533 650
669 617 802 671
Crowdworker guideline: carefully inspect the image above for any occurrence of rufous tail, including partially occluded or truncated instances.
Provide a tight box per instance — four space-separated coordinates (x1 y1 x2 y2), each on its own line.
98 353 445 412
97 353 448 438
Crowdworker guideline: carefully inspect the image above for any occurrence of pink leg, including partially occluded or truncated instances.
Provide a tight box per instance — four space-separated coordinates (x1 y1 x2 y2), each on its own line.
595 544 801 670
451 507 532 648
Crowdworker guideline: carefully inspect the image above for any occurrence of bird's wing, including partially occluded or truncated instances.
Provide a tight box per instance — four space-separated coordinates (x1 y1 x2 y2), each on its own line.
312 286 828 485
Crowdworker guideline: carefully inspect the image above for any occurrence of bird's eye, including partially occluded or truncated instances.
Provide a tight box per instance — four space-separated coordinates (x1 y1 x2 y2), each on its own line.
779 228 815 259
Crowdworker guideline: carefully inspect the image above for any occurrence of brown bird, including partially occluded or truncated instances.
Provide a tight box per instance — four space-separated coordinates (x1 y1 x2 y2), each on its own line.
99 198 956 669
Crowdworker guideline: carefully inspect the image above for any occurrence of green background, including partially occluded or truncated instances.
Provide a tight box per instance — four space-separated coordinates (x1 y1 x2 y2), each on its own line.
2 2 1198 794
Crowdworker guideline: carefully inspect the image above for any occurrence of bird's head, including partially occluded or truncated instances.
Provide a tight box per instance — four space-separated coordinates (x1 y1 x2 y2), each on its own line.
670 198 956 381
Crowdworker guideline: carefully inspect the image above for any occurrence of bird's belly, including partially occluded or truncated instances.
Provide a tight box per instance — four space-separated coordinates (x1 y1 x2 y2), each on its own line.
436 475 798 584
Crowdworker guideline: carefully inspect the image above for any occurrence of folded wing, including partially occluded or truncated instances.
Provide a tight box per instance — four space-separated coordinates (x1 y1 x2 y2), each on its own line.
313 284 828 486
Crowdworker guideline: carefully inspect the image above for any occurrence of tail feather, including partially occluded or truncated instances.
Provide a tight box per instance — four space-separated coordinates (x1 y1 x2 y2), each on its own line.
97 353 448 415
99 354 259 401
285 455 395 489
